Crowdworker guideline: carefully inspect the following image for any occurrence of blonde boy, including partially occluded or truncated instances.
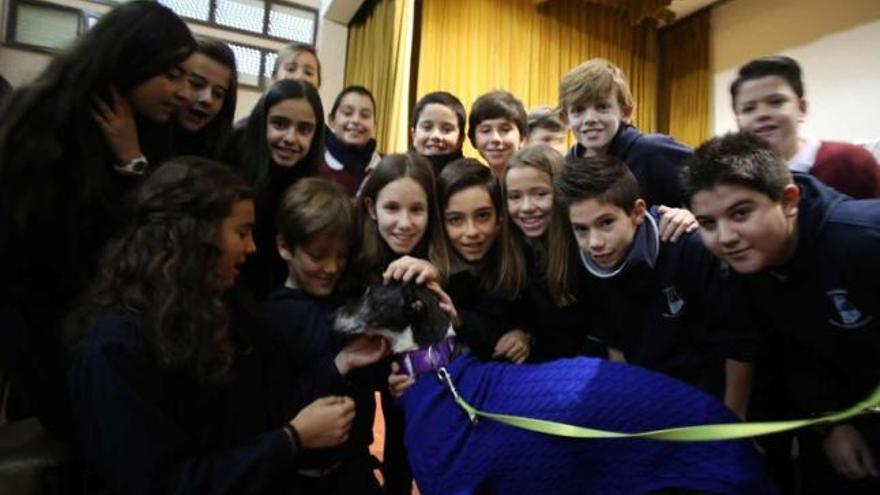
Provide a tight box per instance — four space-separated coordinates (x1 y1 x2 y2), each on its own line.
559 58 690 207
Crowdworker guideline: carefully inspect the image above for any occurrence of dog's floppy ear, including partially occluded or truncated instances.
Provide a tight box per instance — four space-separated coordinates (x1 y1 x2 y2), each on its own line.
409 286 451 347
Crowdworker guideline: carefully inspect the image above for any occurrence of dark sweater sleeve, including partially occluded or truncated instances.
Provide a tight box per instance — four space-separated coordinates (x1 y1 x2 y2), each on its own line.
265 301 348 404
627 134 691 207
70 329 300 495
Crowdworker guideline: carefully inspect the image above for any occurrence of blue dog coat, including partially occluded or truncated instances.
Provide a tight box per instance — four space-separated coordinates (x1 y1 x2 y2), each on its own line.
400 353 775 494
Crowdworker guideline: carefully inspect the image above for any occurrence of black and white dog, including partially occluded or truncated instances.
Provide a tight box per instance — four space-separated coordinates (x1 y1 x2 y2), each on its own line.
335 284 775 495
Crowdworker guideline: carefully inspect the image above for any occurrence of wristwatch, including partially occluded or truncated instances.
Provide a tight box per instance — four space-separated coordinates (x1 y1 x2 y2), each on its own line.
115 155 149 176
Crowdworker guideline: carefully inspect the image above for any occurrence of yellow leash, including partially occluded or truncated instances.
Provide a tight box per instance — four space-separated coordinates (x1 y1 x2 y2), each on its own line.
436 367 880 442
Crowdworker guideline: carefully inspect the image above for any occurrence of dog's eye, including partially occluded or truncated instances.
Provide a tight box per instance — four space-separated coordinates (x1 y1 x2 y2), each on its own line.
408 299 425 314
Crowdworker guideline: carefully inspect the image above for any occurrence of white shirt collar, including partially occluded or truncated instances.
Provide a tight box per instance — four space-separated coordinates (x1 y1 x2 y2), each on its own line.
788 136 821 173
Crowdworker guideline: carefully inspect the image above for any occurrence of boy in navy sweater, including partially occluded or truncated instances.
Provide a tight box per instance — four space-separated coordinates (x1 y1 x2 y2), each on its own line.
556 155 753 417
560 58 691 207
685 132 880 494
263 177 388 493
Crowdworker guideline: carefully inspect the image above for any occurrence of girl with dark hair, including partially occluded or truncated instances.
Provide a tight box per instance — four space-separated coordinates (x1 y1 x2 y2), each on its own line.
322 85 381 196
352 152 454 495
68 157 388 494
437 158 530 362
98 37 238 162
175 37 238 158
410 91 467 176
230 78 325 299
0 0 195 437
354 153 451 286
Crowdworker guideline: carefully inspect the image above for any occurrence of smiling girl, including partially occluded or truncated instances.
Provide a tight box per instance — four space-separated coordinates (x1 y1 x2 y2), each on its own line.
352 152 452 494
175 38 237 158
97 38 238 163
439 159 529 362
231 79 325 298
504 145 595 361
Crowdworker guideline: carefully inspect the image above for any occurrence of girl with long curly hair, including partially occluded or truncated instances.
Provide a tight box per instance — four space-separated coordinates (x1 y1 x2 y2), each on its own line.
68 157 387 494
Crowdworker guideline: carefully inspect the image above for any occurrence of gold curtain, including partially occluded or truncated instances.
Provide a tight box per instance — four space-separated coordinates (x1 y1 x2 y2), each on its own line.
534 0 674 24
417 0 660 158
345 0 414 153
657 10 710 147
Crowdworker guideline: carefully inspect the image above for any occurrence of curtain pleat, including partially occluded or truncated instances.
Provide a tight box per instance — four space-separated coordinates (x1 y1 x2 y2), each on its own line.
657 10 710 147
345 0 414 153
417 0 659 158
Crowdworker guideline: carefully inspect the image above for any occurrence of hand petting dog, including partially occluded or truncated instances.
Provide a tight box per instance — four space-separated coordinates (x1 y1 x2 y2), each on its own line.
389 362 416 398
334 334 390 375
383 255 439 285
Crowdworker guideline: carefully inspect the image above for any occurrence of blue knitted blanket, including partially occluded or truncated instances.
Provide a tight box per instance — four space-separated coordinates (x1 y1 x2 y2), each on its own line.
399 353 775 494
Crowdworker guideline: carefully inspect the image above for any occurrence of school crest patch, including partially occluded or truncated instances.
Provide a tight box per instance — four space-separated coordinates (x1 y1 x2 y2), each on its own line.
662 286 685 318
827 289 872 329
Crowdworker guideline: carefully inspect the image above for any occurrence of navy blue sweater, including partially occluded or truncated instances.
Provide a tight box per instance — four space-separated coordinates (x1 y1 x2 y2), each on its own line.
519 242 604 362
69 301 343 494
583 207 751 395
728 173 880 418
565 123 690 207
447 263 532 361
263 286 384 473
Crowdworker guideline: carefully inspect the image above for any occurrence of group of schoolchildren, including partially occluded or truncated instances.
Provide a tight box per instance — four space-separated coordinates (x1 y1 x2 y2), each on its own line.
1 2 878 494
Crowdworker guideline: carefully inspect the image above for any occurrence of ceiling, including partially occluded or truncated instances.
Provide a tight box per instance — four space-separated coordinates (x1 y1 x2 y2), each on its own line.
668 0 721 21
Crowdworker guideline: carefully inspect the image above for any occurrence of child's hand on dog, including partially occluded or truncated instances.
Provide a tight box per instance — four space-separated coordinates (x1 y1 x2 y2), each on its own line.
290 396 356 449
388 362 415 398
334 335 390 375
382 256 439 285
492 329 530 364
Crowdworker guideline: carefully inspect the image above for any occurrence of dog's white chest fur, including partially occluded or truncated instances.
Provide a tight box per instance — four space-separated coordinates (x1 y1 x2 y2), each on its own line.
369 325 456 354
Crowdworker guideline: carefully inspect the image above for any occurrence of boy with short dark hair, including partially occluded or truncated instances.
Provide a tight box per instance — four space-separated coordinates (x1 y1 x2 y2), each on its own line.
559 58 690 207
468 90 527 177
685 132 880 494
730 55 880 199
556 155 753 417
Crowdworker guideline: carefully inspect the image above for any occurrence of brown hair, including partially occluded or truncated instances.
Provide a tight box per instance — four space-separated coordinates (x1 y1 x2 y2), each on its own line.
69 157 254 382
468 90 528 147
439 158 525 299
556 155 641 214
683 132 793 208
527 106 566 133
559 58 633 114
505 145 577 306
355 152 451 283
273 42 321 87
277 177 354 249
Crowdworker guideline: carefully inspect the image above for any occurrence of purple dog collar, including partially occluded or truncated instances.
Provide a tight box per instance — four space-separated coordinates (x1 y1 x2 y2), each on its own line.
396 336 456 377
